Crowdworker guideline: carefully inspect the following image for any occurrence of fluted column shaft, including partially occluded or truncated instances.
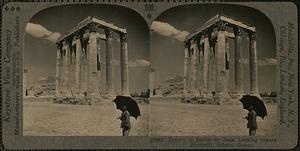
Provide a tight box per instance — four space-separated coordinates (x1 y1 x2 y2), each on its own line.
183 41 190 97
249 32 258 95
70 42 76 95
187 45 192 96
81 40 88 94
63 40 71 95
215 22 227 97
198 40 204 95
120 33 130 96
191 40 199 96
234 27 243 94
88 29 98 95
56 45 61 96
224 37 229 93
75 34 82 95
97 39 101 90
106 28 115 94
203 36 210 94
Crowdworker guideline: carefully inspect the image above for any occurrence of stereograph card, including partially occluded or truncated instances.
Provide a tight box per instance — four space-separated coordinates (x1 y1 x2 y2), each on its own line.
1 0 298 149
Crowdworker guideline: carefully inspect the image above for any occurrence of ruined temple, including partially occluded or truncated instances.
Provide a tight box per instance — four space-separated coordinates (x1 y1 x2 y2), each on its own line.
55 16 129 97
183 14 258 99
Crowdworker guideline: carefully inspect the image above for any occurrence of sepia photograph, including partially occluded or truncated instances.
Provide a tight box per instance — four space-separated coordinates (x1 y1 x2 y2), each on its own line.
1 1 297 149
23 4 150 136
149 4 277 136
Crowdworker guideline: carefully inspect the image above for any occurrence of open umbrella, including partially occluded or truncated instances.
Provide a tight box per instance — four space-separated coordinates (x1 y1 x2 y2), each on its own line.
240 95 267 119
113 95 141 119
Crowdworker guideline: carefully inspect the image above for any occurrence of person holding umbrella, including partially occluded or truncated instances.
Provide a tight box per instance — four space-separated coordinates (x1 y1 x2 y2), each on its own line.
118 105 131 136
240 95 268 136
244 105 257 136
113 96 141 136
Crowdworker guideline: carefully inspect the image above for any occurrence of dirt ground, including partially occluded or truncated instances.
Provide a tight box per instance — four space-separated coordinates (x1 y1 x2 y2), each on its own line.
150 99 277 136
24 98 276 136
23 99 149 136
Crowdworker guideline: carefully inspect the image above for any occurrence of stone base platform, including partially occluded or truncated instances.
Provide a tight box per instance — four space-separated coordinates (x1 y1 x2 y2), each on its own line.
181 96 241 105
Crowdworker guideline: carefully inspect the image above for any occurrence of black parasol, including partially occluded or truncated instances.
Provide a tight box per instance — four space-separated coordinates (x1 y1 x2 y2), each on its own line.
240 95 268 119
113 95 141 119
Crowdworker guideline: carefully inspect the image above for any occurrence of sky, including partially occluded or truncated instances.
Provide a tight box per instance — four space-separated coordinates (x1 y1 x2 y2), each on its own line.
24 4 150 94
150 4 277 93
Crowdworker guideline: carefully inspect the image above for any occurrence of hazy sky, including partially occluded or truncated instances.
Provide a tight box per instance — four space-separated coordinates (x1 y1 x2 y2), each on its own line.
24 4 150 93
150 4 276 93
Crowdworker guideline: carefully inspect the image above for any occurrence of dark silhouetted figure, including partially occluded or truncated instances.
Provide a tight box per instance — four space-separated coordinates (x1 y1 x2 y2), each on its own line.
245 105 257 136
118 105 131 136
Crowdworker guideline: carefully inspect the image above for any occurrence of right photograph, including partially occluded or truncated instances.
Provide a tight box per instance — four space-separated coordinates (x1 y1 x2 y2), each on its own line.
149 4 277 136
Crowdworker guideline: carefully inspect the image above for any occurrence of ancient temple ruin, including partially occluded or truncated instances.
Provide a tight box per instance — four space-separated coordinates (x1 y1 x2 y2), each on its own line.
55 16 129 97
183 14 258 99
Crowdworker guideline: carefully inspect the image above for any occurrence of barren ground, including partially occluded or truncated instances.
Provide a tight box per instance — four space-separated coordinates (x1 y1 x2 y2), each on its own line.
23 98 149 136
24 98 276 136
150 98 277 136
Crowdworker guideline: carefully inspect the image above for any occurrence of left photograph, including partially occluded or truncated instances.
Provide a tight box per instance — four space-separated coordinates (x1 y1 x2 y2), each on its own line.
23 4 150 136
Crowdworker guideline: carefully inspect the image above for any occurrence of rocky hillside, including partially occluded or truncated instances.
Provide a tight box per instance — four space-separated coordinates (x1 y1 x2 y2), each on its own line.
155 75 183 97
27 76 56 97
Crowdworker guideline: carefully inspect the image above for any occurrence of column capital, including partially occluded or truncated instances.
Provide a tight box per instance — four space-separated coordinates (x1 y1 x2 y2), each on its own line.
105 28 114 38
216 21 227 31
203 32 210 38
194 35 201 41
65 36 73 43
184 41 190 48
190 38 197 44
62 39 67 45
88 23 98 32
75 31 83 39
56 42 62 49
120 33 128 42
233 26 242 36
249 32 257 40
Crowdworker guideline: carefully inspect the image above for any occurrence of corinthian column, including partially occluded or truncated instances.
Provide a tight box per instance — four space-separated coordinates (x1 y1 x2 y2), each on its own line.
209 42 216 93
88 24 98 96
198 38 204 95
191 39 200 96
215 22 228 97
120 33 130 96
203 34 210 94
55 44 62 97
234 26 243 95
188 45 192 96
105 28 115 94
249 32 259 95
183 41 190 97
63 40 71 95
81 40 88 94
75 33 82 95
70 42 76 95
97 39 101 91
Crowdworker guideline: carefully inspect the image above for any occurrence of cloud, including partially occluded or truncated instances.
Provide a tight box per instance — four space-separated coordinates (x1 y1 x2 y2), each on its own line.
150 21 189 42
240 58 276 66
128 60 150 67
25 23 61 43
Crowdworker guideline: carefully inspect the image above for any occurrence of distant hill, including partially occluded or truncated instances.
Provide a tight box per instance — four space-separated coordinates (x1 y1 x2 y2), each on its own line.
155 75 183 97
